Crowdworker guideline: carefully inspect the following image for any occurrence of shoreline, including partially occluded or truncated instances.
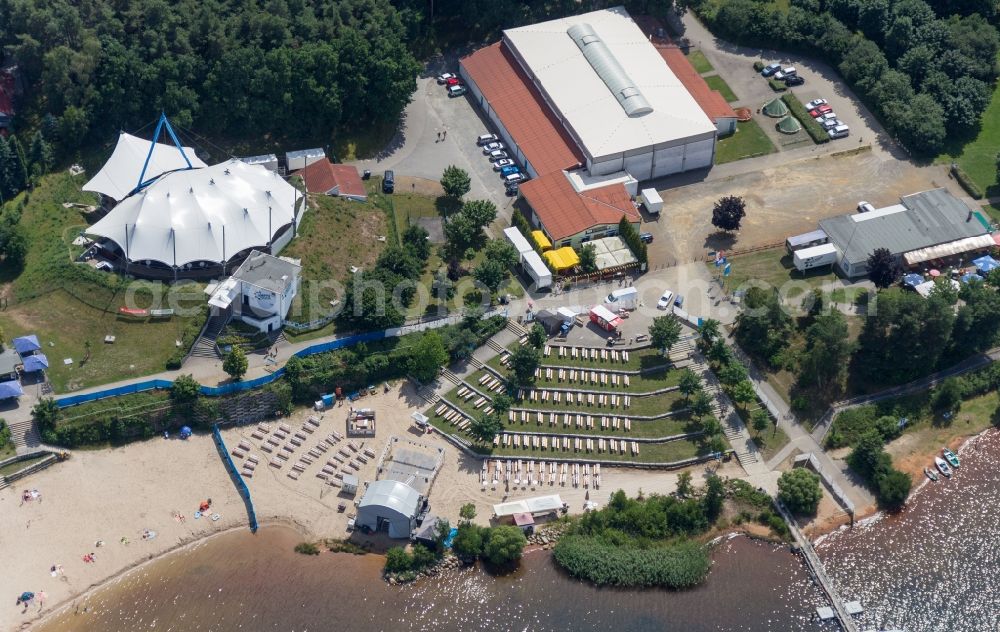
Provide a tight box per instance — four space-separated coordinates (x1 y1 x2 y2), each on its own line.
17 519 309 632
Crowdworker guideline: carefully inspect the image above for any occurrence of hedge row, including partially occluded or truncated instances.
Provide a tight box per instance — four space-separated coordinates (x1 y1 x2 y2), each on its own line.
951 163 985 200
781 93 829 144
552 535 710 588
767 78 787 92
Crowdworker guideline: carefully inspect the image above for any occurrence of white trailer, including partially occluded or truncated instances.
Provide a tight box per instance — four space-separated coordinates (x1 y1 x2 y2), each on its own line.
793 243 838 271
503 226 534 262
639 188 663 215
605 287 638 310
523 251 552 290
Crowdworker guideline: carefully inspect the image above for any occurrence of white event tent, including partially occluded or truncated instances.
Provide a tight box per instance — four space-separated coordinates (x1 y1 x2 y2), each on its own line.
83 132 207 202
87 159 299 269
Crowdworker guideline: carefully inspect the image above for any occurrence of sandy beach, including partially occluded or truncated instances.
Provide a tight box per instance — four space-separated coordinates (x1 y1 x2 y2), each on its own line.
2 382 742 632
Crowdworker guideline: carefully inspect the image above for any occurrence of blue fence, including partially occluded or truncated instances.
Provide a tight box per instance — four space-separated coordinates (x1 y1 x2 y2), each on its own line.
211 423 258 533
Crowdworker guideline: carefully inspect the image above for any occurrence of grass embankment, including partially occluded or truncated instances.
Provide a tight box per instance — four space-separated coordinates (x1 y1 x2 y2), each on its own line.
688 50 714 74
0 453 50 478
715 119 777 164
935 53 1000 198
0 173 204 391
704 75 739 102
781 92 829 144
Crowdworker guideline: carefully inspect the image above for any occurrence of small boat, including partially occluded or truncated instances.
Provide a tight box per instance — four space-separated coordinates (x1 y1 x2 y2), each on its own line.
935 456 952 477
924 467 939 482
943 447 960 468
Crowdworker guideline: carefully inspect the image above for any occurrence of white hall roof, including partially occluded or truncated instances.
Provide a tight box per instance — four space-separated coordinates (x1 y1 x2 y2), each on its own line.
87 159 298 267
503 7 715 161
83 132 207 201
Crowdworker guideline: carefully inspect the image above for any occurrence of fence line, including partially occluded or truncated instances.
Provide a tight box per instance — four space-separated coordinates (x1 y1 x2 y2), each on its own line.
55 308 508 409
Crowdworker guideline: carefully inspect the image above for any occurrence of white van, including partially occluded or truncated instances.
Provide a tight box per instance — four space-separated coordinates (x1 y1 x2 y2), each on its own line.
774 67 797 80
828 124 850 139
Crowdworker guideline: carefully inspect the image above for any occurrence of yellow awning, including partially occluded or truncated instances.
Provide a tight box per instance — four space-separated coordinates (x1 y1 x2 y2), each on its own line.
531 230 552 251
544 247 580 271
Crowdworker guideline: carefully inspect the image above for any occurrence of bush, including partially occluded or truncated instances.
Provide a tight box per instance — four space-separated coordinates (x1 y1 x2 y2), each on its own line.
777 469 822 515
767 78 788 92
617 216 647 264
451 523 485 559
781 93 829 144
753 60 765 71
951 163 984 200
294 542 320 555
553 536 710 588
384 547 411 573
483 525 527 566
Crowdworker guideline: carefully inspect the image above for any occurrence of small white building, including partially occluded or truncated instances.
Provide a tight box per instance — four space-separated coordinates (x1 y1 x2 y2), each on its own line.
285 148 325 171
206 250 301 333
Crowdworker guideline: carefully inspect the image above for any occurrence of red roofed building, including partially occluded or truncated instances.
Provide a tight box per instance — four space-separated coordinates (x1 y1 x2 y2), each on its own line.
295 159 367 202
656 45 737 136
519 171 640 247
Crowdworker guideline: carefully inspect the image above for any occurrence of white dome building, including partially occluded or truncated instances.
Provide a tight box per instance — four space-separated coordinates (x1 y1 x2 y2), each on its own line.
87 158 303 279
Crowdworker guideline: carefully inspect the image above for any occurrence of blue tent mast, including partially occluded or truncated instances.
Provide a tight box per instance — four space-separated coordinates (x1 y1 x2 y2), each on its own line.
133 112 194 194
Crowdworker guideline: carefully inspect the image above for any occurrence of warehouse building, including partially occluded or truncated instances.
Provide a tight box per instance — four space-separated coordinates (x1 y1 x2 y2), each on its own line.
356 479 424 539
459 7 718 182
815 188 993 278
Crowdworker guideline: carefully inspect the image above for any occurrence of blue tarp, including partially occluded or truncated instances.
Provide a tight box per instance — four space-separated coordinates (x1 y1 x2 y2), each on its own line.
903 273 924 287
973 255 999 274
22 353 48 372
0 381 24 398
12 335 40 356
960 272 984 284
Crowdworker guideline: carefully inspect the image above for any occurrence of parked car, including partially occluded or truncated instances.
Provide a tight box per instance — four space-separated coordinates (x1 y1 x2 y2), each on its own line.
774 67 797 80
504 172 526 185
482 142 504 154
492 158 514 170
436 72 457 84
639 232 654 244
500 165 521 177
445 76 460 87
828 124 850 139
821 118 841 130
505 183 519 197
818 112 837 122
488 149 509 160
656 290 674 310
674 294 684 308
857 201 875 213
809 105 832 117
447 85 467 97
382 170 395 194
784 75 805 86
806 98 828 109
477 133 499 146
761 63 781 76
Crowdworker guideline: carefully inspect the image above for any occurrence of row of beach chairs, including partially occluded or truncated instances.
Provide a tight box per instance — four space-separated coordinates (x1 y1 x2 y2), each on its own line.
494 432 636 455
476 373 506 393
483 459 601 489
518 389 631 409
507 410 633 432
536 367 632 388
435 401 471 432
551 346 630 364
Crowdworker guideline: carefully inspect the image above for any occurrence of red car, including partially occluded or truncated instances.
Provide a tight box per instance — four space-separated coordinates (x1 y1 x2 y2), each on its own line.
809 104 832 118
446 77 460 87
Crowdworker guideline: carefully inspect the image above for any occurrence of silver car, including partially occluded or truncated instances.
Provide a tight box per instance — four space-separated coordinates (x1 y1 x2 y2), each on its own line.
482 142 505 154
488 149 508 160
492 158 514 171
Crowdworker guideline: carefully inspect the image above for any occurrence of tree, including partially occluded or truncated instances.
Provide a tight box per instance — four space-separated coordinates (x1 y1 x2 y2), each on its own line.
848 430 892 481
777 469 822 515
876 468 911 510
223 346 248 381
730 380 756 411
508 345 540 387
578 244 598 272
402 224 431 262
711 195 746 232
528 323 547 349
171 374 201 403
678 369 702 402
799 310 851 391
491 393 513 415
484 239 519 269
751 408 771 435
461 199 498 229
690 391 713 420
432 518 451 555
676 471 693 498
717 361 748 387
441 165 471 199
649 315 682 354
27 130 53 179
483 525 527 566
409 332 448 383
702 474 725 521
867 247 900 289
384 547 412 573
933 377 963 414
469 412 503 444
472 259 507 293
452 523 485 559
32 397 61 439
697 318 721 352
707 338 732 365
459 502 477 524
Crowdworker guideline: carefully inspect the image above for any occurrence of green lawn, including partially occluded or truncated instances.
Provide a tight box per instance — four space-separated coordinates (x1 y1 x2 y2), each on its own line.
706 246 839 296
715 119 777 164
0 173 204 392
935 53 1000 197
688 50 714 74
704 74 739 102
751 423 791 462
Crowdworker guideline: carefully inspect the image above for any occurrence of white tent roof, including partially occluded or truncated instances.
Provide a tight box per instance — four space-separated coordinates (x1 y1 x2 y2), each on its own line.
83 133 207 201
358 480 421 518
493 494 564 518
87 159 299 267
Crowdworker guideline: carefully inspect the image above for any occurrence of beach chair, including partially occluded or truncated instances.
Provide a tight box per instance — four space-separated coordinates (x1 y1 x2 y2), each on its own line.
301 424 315 434
306 416 321 429
260 443 274 453
554 391 561 404
327 479 341 488
333 431 344 441
289 436 303 447
611 394 618 408
279 423 292 434
325 435 339 447
364 447 376 458
270 457 283 468
601 373 608 386
348 441 360 452
601 349 607 361
587 393 594 406
231 448 246 459
590 348 597 361
536 411 543 424
308 448 322 459
559 346 565 358
349 460 361 470
567 392 574 404
300 455 314 465
356 454 368 464
623 351 630 363
257 423 271 434
251 430 264 440
563 436 570 450
623 375 631 387
544 345 551 357
563 413 571 427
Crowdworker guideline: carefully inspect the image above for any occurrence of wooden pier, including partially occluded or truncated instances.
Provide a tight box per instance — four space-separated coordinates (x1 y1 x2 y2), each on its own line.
775 501 859 632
